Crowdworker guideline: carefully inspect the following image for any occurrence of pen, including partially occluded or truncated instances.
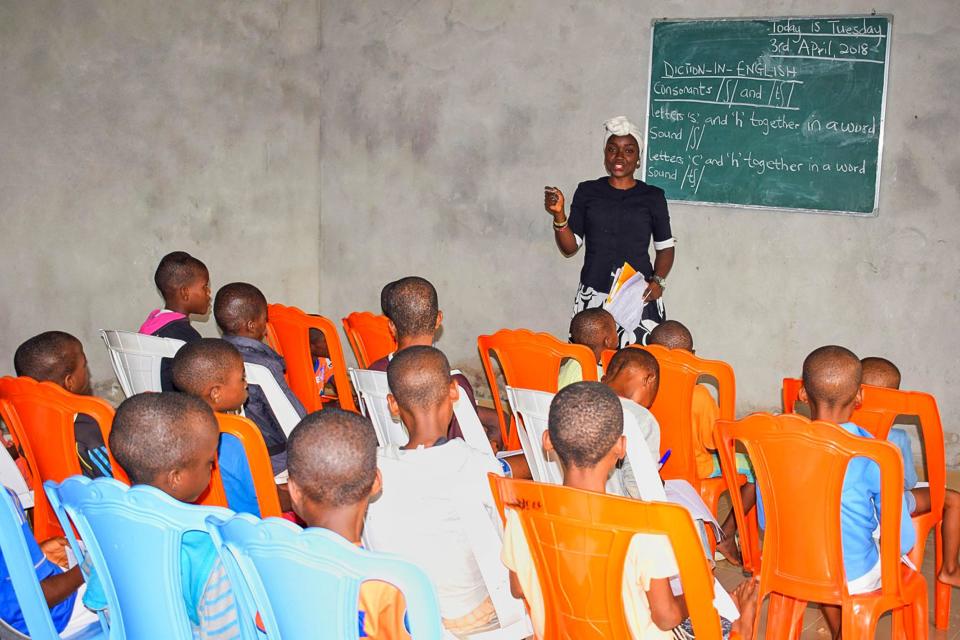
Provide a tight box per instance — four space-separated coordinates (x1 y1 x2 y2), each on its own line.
658 449 671 470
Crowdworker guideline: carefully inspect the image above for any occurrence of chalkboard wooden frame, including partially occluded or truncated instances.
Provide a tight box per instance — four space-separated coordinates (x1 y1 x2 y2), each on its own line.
641 14 893 216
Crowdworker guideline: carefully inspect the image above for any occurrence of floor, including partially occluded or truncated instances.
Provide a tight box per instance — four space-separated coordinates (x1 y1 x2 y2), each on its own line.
714 473 960 638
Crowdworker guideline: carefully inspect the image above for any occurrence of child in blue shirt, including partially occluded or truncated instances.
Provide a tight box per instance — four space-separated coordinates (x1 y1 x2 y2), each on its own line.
171 339 261 516
86 392 240 637
793 346 916 634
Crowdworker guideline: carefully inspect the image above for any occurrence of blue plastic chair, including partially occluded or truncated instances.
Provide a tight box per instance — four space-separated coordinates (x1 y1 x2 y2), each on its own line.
43 477 251 640
206 513 445 639
0 487 103 640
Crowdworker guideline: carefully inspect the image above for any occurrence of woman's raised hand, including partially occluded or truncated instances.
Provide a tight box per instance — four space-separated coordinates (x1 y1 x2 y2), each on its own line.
544 186 565 220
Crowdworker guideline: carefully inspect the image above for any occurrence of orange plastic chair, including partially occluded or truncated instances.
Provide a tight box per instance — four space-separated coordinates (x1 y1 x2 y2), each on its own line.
477 329 598 450
488 474 729 639
342 312 397 368
601 345 753 564
782 378 950 628
206 413 282 518
0 377 120 540
267 303 357 413
716 413 928 639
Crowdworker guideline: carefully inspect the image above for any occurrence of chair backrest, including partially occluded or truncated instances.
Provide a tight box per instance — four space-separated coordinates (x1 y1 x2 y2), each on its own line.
0 378 118 540
99 330 185 396
266 304 357 413
781 377 803 414
477 329 597 450
341 312 397 369
349 368 408 446
243 363 300 438
209 414 282 518
504 387 562 484
0 487 86 639
451 385 496 456
206 513 444 640
716 413 906 603
603 345 735 484
45 477 238 640
488 475 724 639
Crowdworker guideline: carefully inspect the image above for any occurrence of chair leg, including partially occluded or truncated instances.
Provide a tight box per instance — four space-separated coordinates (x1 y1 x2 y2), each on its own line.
765 594 805 640
935 524 951 630
841 600 879 640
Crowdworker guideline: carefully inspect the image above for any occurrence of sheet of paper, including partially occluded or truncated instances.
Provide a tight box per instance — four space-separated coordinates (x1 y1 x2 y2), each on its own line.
604 271 649 330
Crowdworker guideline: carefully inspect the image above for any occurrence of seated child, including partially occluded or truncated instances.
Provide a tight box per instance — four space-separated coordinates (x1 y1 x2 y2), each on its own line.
286 409 411 638
501 381 757 639
363 346 503 635
13 331 112 478
558 308 618 389
0 487 97 635
371 276 499 446
139 251 211 391
648 319 754 565
858 355 960 589
791 346 918 633
171 338 261 516
214 282 306 474
602 347 661 463
861 356 917 490
309 328 336 395
86 392 240 637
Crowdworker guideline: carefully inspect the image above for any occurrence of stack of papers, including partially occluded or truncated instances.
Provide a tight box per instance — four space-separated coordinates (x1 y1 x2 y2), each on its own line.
604 262 650 331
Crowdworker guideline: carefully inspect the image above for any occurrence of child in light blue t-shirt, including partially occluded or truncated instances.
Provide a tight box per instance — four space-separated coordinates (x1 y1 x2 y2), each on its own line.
83 393 241 638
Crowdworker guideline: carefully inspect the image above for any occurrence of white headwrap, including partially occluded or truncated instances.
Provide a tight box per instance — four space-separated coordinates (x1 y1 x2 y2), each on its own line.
603 115 643 149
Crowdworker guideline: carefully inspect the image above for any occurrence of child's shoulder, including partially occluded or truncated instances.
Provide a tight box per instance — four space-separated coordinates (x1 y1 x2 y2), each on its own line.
155 318 201 342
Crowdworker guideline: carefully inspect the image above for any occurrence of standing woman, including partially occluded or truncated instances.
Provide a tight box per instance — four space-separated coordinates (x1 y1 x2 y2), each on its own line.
545 116 675 345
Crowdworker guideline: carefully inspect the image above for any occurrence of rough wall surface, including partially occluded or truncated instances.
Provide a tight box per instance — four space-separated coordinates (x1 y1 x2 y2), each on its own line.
318 1 960 463
0 1 322 394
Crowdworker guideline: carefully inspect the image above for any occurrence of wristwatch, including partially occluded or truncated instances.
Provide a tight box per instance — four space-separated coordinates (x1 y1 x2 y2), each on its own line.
651 275 666 289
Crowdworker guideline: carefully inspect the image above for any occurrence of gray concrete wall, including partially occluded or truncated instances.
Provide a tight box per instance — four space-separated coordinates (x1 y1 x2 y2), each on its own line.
318 1 960 463
0 0 322 396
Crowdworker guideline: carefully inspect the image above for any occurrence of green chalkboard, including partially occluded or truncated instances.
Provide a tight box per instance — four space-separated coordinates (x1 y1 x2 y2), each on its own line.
643 16 891 215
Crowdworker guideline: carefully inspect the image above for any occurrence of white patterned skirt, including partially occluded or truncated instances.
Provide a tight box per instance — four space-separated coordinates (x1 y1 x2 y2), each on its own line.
571 282 666 347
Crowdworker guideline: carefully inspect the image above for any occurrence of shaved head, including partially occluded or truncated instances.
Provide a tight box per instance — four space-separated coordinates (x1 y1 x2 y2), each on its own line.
649 320 693 351
154 251 207 300
802 345 862 408
382 276 438 339
386 346 452 410
172 338 243 396
287 409 378 506
606 347 659 381
549 382 623 468
214 282 267 334
860 357 901 390
569 308 617 352
14 331 82 383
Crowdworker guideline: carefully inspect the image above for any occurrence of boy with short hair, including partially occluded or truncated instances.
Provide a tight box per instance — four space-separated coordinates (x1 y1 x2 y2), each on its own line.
287 409 411 639
558 307 618 389
501 381 756 639
213 282 306 474
371 276 498 445
13 331 112 478
85 392 240 638
648 320 754 565
139 251 211 391
364 346 503 636
171 338 261 516
793 346 918 633
860 356 917 490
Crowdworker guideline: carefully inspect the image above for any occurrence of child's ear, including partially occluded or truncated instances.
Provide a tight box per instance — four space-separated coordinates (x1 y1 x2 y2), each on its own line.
370 468 383 497
287 478 303 509
435 310 444 331
387 319 398 341
448 380 459 404
542 430 555 453
604 333 618 349
614 434 627 461
207 385 222 408
387 393 400 419
178 284 191 303
62 372 79 394
854 386 863 410
798 385 809 405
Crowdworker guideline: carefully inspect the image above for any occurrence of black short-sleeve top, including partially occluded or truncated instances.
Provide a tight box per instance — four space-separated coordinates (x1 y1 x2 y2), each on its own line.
568 177 673 292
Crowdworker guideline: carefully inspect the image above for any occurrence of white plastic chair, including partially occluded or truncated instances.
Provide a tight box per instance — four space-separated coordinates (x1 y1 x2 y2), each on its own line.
99 330 185 396
349 368 409 446
243 363 301 438
0 445 31 509
454 500 534 640
504 387 562 484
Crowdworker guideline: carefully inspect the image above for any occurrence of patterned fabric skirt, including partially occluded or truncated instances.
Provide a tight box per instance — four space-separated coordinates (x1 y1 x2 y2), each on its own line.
571 282 666 347
675 616 734 639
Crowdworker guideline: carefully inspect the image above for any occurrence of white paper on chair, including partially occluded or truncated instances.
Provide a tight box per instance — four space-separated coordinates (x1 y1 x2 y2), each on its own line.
664 480 721 538
604 272 649 331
